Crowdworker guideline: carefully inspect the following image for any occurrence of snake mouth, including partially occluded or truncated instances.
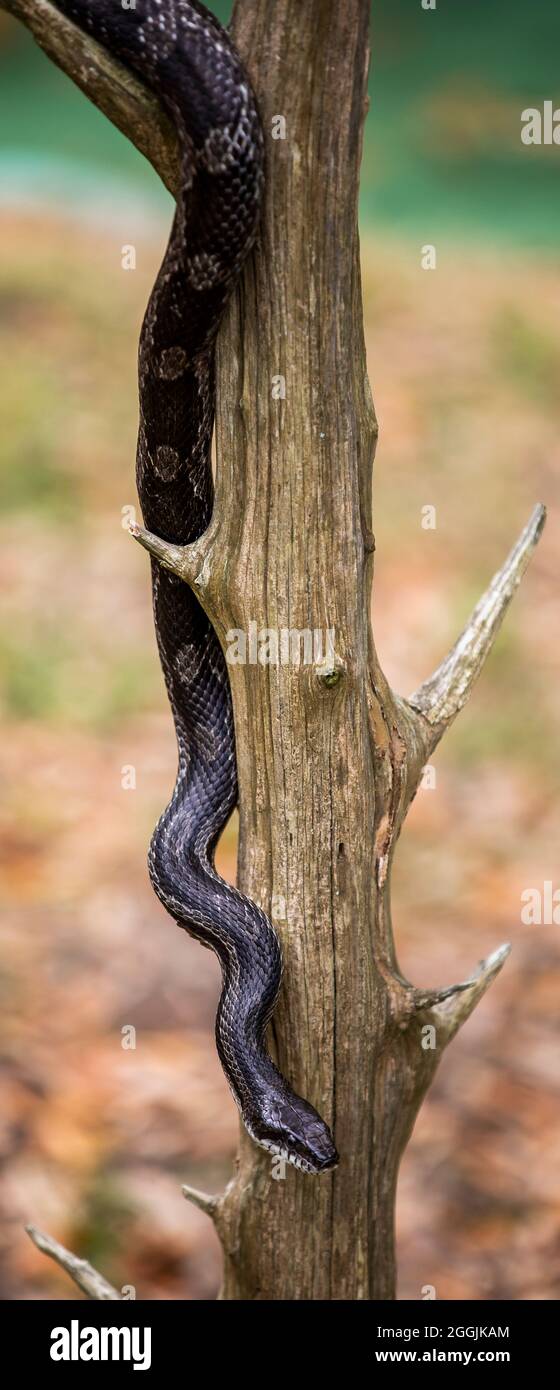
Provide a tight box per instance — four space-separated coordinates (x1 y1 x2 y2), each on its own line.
315 1149 339 1173
247 1098 339 1174
259 1138 339 1175
286 1146 339 1175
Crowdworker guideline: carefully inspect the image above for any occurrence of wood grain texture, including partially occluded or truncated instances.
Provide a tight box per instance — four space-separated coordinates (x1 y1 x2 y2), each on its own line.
208 0 427 1300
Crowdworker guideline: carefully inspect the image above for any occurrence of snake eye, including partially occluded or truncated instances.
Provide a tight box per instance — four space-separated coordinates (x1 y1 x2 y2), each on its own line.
273 1100 338 1173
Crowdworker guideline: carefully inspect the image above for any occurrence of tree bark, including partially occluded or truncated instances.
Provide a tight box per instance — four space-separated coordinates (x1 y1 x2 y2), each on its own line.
7 0 545 1301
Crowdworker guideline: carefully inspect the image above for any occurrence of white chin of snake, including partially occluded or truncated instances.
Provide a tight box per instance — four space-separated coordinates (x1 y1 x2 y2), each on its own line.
250 1131 315 1174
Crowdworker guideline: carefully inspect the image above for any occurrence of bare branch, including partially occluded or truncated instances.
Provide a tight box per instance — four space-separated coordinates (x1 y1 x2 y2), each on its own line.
1 0 180 194
128 522 212 597
181 1184 220 1220
25 1223 121 1300
413 980 474 1010
427 943 511 1043
409 504 546 731
129 522 188 577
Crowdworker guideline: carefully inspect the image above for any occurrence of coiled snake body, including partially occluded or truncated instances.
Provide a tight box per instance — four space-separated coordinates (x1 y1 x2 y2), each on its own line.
54 0 337 1174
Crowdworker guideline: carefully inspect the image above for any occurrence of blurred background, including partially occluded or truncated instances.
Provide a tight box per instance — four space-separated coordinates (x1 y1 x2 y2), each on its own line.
0 0 559 1300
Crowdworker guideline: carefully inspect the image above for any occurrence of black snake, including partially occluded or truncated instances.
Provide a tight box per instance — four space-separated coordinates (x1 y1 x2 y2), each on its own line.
53 0 338 1174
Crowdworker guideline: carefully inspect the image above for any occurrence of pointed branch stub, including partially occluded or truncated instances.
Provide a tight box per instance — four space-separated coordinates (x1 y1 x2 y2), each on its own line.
25 1223 121 1300
409 504 546 733
181 1184 221 1221
128 522 212 598
415 943 511 1044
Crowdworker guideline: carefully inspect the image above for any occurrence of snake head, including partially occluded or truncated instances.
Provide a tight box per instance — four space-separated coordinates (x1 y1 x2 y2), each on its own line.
253 1092 339 1175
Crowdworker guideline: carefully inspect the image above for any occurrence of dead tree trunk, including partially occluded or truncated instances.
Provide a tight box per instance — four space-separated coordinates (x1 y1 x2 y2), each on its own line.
9 0 545 1301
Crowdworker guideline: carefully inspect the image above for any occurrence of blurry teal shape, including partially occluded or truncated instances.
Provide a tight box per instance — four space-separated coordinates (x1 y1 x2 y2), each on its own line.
0 27 173 214
363 0 560 246
0 148 172 227
1 0 560 244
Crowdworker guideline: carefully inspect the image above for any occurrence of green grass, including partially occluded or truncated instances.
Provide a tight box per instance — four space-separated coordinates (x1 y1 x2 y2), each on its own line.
492 305 560 408
73 1177 138 1276
0 625 158 729
440 609 556 774
0 356 79 518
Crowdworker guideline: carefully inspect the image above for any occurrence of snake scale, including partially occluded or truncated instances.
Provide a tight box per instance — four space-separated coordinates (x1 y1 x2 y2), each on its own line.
53 0 338 1174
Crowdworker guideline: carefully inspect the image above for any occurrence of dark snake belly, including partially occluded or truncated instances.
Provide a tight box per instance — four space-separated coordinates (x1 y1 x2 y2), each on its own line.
52 0 337 1175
